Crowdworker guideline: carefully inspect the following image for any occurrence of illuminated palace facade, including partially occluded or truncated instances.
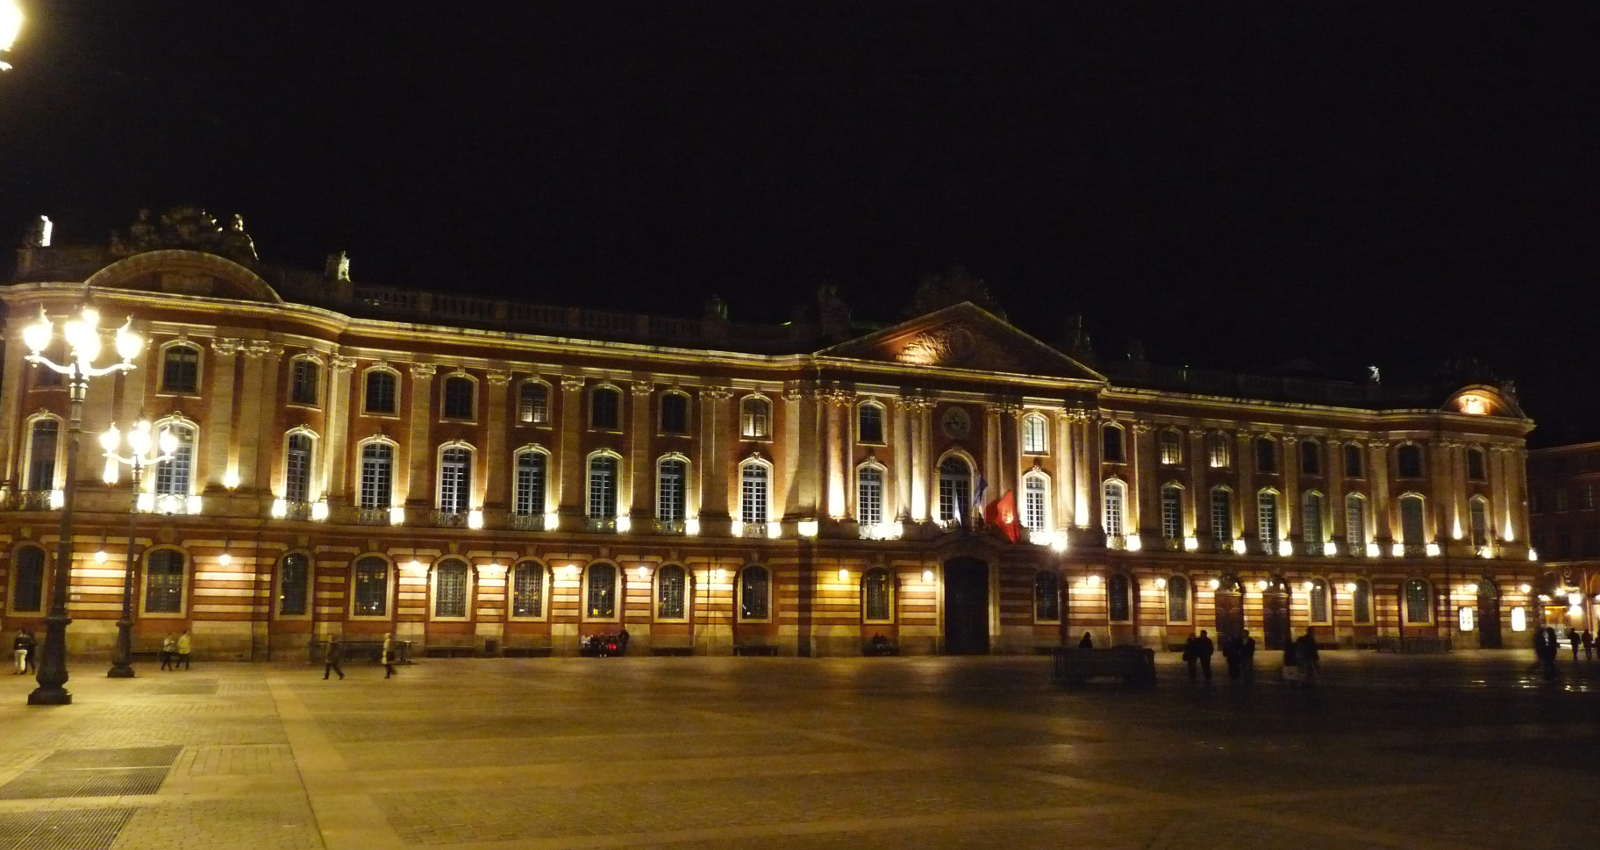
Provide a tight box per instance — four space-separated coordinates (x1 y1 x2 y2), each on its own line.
0 218 1543 658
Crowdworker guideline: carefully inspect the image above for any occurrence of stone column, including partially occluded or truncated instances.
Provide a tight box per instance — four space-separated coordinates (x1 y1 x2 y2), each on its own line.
1511 446 1529 545
0 322 28 486
1237 432 1256 547
1071 410 1095 531
206 338 242 493
484 371 512 513
324 356 357 505
699 386 732 531
1188 428 1206 536
1369 440 1392 545
557 376 585 522
405 363 437 513
784 386 812 520
1084 413 1103 538
1281 435 1299 550
627 380 653 520
1130 421 1154 539
981 403 1002 507
1056 408 1077 530
1437 440 1461 544
1327 437 1345 550
822 389 850 519
891 398 910 521
903 395 932 522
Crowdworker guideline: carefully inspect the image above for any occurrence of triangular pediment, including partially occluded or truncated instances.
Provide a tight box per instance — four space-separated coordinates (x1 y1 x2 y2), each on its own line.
816 302 1104 382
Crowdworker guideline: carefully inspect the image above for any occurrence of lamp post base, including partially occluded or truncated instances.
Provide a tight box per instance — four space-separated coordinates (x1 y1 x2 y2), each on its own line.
108 618 135 678
27 688 72 705
107 665 135 679
28 610 73 707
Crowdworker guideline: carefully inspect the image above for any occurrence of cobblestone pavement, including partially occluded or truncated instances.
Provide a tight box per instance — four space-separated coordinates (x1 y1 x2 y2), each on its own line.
0 651 1594 849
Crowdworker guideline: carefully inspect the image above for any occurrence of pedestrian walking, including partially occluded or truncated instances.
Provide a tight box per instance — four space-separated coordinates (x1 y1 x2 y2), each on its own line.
1584 629 1593 662
11 629 29 675
1537 626 1558 680
1222 633 1241 681
1283 636 1301 687
1194 630 1215 683
1570 629 1581 663
176 631 192 670
1295 627 1321 688
1182 634 1199 682
160 633 177 671
322 637 345 680
1077 632 1094 650
382 633 398 679
1239 629 1257 683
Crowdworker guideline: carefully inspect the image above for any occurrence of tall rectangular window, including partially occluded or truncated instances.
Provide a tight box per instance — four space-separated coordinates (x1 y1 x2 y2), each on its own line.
1346 495 1367 549
1207 433 1230 468
438 447 471 513
365 371 397 415
741 397 770 439
1257 491 1279 543
1466 448 1486 482
658 459 686 522
285 433 313 504
1160 486 1182 540
1344 443 1364 478
1301 493 1323 546
278 553 309 616
359 443 394 510
858 404 885 444
518 383 549 424
1023 475 1047 532
858 466 884 527
1299 441 1321 475
588 456 617 519
27 420 58 492
865 569 893 621
12 548 45 613
1022 415 1047 454
1102 426 1125 463
1309 580 1330 624
660 393 690 434
442 376 475 420
1102 481 1124 536
153 426 194 498
587 564 617 618
144 549 185 614
434 561 468 618
514 452 546 517
290 359 320 405
591 387 620 430
1159 430 1181 465
657 566 686 619
1255 438 1277 473
1399 496 1426 544
1352 580 1373 624
161 345 199 394
353 557 388 616
1469 498 1489 547
741 464 770 524
1210 489 1233 539
512 564 544 617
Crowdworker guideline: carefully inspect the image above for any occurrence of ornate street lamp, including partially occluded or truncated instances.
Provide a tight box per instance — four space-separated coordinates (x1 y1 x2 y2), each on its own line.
99 421 176 678
21 306 144 705
0 0 21 71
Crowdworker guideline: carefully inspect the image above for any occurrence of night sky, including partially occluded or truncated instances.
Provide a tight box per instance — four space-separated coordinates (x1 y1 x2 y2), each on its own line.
1 2 1595 443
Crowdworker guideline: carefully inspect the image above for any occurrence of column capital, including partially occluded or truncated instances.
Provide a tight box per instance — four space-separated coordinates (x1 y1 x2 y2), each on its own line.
330 355 358 372
985 401 1021 416
560 375 586 392
631 380 654 397
899 395 935 412
210 337 244 356
783 387 809 403
243 340 281 359
408 362 438 379
819 389 854 407
1130 420 1154 434
702 385 733 401
486 370 513 386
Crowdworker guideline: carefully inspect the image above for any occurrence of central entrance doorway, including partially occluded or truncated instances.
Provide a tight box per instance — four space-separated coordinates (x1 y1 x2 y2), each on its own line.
1263 576 1290 650
943 557 990 655
1214 575 1244 644
1477 579 1502 648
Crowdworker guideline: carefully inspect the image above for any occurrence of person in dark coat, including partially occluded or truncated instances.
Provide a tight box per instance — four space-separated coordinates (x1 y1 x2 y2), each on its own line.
322 638 345 680
1239 629 1257 683
1182 634 1198 682
1295 627 1321 687
1222 633 1242 681
1077 632 1094 649
1194 630 1215 683
1283 635 1301 687
1537 626 1558 680
1570 629 1582 662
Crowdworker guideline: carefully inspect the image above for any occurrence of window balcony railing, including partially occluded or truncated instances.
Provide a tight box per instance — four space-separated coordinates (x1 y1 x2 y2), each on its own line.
510 513 545 531
1106 534 1127 550
283 500 313 522
433 510 468 528
6 489 57 511
149 494 192 516
655 519 685 535
586 516 616 533
741 521 770 538
1401 543 1428 558
356 508 391 526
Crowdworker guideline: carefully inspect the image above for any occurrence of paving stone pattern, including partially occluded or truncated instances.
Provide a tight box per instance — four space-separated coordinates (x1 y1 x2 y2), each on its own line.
0 652 1594 849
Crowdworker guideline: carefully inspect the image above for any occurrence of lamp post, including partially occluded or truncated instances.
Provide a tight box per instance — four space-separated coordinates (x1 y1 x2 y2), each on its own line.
0 0 22 71
99 420 176 678
21 306 144 705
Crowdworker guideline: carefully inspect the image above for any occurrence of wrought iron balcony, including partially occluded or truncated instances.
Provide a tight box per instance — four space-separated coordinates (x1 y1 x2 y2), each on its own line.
655 519 685 535
283 500 313 521
356 508 391 526
586 516 617 533
6 490 55 511
433 510 468 528
510 513 545 531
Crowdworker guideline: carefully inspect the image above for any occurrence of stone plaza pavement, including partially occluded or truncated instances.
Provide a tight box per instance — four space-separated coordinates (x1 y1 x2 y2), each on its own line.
0 650 1594 850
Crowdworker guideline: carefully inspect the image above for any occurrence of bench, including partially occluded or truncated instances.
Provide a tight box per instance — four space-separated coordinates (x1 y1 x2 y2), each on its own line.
423 643 476 658
502 644 554 658
651 646 694 656
733 644 779 656
1052 646 1157 687
863 636 900 657
130 638 166 661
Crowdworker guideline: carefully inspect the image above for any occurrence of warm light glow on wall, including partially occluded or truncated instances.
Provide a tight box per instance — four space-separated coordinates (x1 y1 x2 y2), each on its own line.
271 498 288 518
1086 574 1101 586
1183 536 1199 552
1322 541 1337 557
798 520 819 538
637 565 650 579
1518 584 1532 594
837 568 849 582
1391 543 1405 557
1232 539 1247 556
94 550 108 564
312 501 330 521
1527 548 1538 561
766 521 782 539
389 506 406 525
922 569 935 583
1425 543 1441 557
1344 582 1358 593
222 470 241 490
1154 577 1167 589
730 520 744 537
218 553 232 566
1477 545 1494 559
1510 606 1527 632
1365 542 1380 558
467 510 484 530
614 515 630 534
545 512 561 531
1208 578 1220 590
1051 534 1069 553
683 517 699 536
1124 534 1142 552
1458 394 1487 415
1277 541 1292 557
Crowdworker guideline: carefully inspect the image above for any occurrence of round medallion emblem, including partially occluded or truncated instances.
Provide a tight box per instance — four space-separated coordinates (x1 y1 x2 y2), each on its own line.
941 406 971 439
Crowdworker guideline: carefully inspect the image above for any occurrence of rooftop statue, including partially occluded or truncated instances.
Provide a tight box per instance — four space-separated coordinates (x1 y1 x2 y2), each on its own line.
107 206 260 266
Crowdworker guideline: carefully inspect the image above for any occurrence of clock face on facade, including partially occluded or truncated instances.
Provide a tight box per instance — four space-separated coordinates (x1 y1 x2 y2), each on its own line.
941 406 971 439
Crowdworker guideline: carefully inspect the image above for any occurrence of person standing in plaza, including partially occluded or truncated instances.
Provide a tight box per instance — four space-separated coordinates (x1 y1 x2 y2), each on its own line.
1239 629 1257 683
1194 630 1215 683
322 637 345 680
382 633 397 679
160 633 177 671
1537 626 1558 680
177 631 192 670
1570 629 1581 662
1283 634 1301 687
1222 632 1241 681
1295 627 1321 688
1182 634 1199 682
11 628 29 675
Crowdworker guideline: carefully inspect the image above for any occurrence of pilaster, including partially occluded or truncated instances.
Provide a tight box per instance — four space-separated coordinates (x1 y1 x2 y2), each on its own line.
484 370 512 512
405 362 437 511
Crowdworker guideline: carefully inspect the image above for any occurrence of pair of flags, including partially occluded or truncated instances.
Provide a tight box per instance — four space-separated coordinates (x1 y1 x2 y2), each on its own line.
971 475 1022 544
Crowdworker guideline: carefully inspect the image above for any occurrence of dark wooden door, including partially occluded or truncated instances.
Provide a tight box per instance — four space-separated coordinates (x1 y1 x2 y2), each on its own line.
1478 585 1502 648
1263 591 1290 650
1215 591 1244 644
943 558 990 655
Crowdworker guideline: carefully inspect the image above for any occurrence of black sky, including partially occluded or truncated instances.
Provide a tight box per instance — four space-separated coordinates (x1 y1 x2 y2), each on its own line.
0 2 1595 443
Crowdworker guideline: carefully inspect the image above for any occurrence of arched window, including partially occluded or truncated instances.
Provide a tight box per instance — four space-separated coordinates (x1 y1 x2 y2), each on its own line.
1160 484 1183 541
1404 578 1432 624
1158 429 1182 465
1210 487 1233 540
656 565 687 619
433 559 469 618
25 418 59 492
659 392 690 435
1023 473 1049 532
587 454 618 520
518 381 550 425
1207 433 1231 468
1345 493 1368 550
938 457 971 525
364 368 398 415
153 423 195 505
1399 494 1426 545
1102 424 1126 463
1255 436 1278 473
144 548 186 614
1301 492 1324 547
510 561 546 618
740 461 770 525
513 450 547 518
657 456 687 524
284 432 314 505
1257 490 1280 544
1022 414 1048 454
442 375 475 420
857 464 884 527
1108 573 1131 622
739 565 771 620
161 343 200 394
290 358 320 406
1308 578 1330 624
437 445 473 514
1102 480 1126 537
358 442 395 510
1299 440 1321 475
740 395 770 439
1466 447 1487 482
1166 575 1190 623
590 385 621 431
1397 443 1424 479
1344 443 1364 478
11 546 46 613
858 402 885 444
1469 496 1490 546
863 567 893 621
1034 570 1060 622
278 552 310 616
352 556 390 617
1351 579 1373 624
585 563 617 618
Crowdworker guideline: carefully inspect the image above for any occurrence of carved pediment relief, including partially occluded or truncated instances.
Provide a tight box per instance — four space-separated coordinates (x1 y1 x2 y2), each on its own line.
817 302 1104 383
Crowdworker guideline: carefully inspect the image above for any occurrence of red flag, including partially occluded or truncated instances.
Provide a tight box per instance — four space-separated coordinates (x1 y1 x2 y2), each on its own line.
984 490 1021 543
